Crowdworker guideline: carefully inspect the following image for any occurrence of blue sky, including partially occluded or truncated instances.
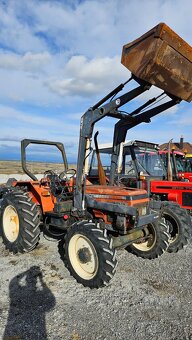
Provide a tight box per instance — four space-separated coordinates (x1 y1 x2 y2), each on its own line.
0 0 191 163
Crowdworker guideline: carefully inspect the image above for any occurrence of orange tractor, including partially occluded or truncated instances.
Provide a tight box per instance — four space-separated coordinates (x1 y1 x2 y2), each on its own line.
0 23 192 288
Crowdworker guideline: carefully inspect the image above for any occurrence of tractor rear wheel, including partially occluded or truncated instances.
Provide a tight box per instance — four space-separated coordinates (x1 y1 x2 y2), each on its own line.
60 221 117 288
160 203 191 253
125 220 169 259
0 189 40 253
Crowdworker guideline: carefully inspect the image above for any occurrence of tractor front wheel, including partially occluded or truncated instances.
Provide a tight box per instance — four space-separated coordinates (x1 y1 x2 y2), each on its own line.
0 189 40 253
160 203 191 253
60 221 117 288
125 220 169 259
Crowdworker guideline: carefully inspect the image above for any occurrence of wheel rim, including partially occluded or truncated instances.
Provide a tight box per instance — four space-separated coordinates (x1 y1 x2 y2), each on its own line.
3 205 19 242
68 234 98 280
132 224 157 251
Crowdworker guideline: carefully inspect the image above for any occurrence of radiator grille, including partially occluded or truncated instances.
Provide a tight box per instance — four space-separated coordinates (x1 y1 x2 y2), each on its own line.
182 192 192 207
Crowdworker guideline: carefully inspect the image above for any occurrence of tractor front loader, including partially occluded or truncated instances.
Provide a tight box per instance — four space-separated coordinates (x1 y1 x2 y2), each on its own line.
0 23 192 288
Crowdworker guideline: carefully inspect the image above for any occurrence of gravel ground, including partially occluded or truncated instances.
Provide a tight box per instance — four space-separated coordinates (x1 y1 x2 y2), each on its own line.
0 234 192 340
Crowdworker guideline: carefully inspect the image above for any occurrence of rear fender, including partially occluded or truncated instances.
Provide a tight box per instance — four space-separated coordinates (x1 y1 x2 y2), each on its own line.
14 181 55 213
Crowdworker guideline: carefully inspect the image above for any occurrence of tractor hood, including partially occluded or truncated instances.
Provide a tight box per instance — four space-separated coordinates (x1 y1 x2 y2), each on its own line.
86 185 149 206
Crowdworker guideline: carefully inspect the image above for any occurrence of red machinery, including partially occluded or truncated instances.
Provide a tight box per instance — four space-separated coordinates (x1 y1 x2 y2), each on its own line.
159 149 192 182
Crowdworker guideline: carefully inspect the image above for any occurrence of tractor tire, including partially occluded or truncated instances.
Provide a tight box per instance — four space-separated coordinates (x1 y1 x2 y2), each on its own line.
0 189 40 253
125 220 169 259
60 221 117 288
160 203 192 253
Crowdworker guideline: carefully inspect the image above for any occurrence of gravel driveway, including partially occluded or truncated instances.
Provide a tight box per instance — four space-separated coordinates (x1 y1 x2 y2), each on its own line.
0 234 192 340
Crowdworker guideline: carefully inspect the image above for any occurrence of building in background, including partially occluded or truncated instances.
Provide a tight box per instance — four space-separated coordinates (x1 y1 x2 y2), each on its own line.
160 136 192 156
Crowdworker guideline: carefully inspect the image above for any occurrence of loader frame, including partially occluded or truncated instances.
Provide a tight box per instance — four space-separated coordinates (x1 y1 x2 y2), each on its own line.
75 75 179 212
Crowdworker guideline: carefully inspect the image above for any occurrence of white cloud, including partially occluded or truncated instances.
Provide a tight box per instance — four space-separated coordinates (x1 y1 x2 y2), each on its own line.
0 51 129 104
0 3 46 53
47 55 128 97
0 104 80 147
0 51 51 72
24 0 192 58
167 106 192 126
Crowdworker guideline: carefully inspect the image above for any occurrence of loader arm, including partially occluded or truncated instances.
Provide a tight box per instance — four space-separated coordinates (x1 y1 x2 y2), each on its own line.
74 78 151 210
74 78 182 210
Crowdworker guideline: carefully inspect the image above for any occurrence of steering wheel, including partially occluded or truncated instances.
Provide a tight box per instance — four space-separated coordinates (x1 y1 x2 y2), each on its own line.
43 170 58 181
44 170 56 176
59 168 76 180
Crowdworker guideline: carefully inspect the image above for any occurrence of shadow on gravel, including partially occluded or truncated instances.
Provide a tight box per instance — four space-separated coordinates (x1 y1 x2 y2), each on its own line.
3 266 56 340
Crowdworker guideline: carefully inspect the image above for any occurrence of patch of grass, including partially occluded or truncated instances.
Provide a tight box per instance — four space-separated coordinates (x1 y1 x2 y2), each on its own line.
0 160 76 174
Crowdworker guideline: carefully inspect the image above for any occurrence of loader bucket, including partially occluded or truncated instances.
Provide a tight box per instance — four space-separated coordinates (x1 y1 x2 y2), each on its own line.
121 23 192 102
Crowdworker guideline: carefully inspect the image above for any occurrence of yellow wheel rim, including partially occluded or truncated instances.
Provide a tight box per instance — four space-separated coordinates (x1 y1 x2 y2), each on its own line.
68 234 98 280
3 205 19 242
132 224 157 252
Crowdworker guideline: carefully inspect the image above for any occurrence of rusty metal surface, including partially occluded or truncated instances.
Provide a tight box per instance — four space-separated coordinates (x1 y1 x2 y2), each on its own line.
86 185 149 207
86 185 147 196
121 23 192 102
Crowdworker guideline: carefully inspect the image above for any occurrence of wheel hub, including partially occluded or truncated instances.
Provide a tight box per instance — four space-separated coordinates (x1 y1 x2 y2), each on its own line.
77 247 92 264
